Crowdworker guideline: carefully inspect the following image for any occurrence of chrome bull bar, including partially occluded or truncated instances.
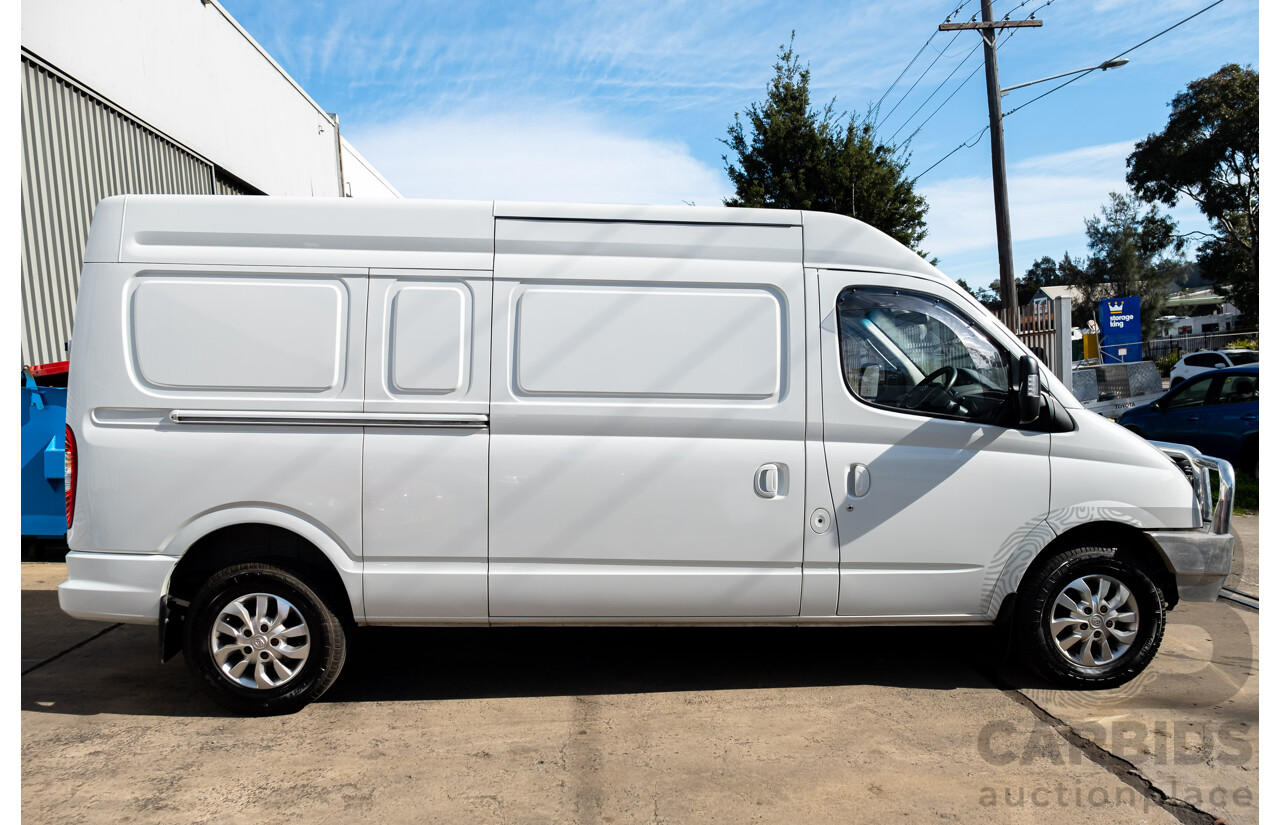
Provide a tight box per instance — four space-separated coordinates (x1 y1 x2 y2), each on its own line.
1150 441 1235 535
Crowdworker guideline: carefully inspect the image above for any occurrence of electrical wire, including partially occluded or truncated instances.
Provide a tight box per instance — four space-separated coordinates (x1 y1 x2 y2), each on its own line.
883 1 1038 142
872 0 978 126
1004 0 1226 119
909 0 1227 181
888 39 983 143
911 125 991 182
898 26 1018 148
878 30 965 127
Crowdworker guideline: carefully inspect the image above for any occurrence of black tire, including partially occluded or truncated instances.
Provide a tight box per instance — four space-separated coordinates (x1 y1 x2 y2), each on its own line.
184 563 347 715
1121 425 1147 439
1013 544 1165 689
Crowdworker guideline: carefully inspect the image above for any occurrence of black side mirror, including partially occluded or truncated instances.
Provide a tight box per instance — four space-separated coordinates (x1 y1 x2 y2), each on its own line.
1017 355 1043 425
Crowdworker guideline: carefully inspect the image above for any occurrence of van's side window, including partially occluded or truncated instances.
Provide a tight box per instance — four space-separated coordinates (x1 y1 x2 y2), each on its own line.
836 287 1011 424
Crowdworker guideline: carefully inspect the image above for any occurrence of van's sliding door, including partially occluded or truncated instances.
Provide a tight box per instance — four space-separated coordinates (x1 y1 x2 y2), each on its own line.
488 213 806 618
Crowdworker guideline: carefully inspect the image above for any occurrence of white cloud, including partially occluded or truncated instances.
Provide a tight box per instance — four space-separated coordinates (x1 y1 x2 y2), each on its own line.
348 108 730 207
920 141 1137 258
919 140 1210 284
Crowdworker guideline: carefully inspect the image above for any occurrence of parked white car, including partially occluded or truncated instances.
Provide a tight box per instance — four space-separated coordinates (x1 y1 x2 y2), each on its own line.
1170 349 1258 386
60 196 1236 714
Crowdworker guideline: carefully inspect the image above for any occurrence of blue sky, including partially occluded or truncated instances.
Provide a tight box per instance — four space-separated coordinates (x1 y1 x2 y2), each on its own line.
219 0 1259 287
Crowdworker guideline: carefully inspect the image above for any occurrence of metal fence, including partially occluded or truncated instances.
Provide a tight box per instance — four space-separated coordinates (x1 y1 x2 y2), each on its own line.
1144 331 1259 363
998 297 1072 385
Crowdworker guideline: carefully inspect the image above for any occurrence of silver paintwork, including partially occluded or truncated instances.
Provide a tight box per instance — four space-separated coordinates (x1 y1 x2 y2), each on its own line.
210 592 311 690
1049 574 1140 667
58 197 1218 637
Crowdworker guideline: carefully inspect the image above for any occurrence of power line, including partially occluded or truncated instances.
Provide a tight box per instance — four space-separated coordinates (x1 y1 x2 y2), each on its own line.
910 0 1227 181
898 23 1021 148
911 125 991 182
1003 0 1223 118
884 1 1046 141
878 30 965 127
871 36 938 125
888 39 983 143
900 57 987 147
872 1 984 129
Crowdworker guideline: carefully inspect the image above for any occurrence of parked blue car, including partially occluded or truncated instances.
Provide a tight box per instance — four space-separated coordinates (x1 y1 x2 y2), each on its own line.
1117 363 1258 476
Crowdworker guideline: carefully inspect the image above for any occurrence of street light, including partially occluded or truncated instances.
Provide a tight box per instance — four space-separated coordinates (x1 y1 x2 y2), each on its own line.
1001 58 1130 95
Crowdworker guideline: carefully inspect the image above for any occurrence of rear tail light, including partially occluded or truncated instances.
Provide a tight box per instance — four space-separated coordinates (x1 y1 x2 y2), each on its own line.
65 425 77 529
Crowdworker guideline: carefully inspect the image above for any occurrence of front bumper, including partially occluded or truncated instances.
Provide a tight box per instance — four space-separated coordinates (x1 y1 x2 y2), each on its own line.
1147 443 1236 602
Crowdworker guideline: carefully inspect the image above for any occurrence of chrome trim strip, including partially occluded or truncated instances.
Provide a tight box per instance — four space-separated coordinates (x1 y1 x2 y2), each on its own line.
169 410 488 429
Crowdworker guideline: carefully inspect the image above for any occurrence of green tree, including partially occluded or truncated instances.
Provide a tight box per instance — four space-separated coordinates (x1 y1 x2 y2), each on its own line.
1126 64 1258 328
955 277 1001 311
1076 193 1184 341
1016 253 1089 325
723 38 930 254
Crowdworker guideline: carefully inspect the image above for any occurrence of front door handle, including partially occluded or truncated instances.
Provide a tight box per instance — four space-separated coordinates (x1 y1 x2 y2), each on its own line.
755 464 780 498
848 464 871 498
1184 416 1200 422
1241 415 1258 421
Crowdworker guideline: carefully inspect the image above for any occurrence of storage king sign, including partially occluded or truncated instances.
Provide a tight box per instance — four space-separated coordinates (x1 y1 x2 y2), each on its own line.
1099 296 1142 363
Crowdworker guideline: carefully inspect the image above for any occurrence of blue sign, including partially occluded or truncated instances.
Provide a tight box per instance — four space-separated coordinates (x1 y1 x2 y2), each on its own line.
1099 296 1143 363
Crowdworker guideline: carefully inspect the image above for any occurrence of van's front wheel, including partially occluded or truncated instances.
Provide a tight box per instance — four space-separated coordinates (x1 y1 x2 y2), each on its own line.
184 563 347 715
1014 545 1165 689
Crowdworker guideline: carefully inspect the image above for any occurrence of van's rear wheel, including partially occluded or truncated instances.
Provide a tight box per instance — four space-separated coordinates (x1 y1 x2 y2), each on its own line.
1013 545 1165 689
184 563 347 715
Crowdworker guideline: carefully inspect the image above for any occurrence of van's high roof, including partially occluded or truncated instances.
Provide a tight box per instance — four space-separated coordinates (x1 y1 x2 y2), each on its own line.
86 195 949 285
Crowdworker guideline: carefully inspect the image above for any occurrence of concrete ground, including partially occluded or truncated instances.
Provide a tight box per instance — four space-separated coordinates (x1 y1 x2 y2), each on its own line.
22 528 1259 825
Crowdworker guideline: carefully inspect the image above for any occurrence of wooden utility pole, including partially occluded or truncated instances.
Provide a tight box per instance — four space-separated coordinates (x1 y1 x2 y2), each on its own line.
941 1 1041 320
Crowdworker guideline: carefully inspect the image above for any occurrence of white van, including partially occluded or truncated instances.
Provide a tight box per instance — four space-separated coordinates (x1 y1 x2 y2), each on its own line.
60 196 1234 714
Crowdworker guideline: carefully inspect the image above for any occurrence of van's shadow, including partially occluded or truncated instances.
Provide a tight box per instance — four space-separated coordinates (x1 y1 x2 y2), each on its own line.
23 584 1054 718
326 625 1023 704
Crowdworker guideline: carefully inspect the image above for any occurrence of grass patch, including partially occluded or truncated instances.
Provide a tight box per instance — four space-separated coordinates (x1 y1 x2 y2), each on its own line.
1235 472 1259 515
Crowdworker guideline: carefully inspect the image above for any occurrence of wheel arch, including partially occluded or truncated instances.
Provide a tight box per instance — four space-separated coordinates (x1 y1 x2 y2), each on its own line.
993 520 1179 620
162 507 362 624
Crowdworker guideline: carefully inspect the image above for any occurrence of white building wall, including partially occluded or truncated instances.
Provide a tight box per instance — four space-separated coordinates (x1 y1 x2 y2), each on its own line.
341 138 402 199
21 0 396 198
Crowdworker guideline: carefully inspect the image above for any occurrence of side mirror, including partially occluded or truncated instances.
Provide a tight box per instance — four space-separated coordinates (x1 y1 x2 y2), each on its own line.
1017 355 1043 425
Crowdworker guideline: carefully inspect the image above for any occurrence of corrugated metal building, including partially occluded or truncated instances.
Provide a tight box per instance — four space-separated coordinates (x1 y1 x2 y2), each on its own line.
20 0 400 365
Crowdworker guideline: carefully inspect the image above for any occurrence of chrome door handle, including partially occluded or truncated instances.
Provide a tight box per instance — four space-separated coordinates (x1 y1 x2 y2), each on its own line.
755 464 780 498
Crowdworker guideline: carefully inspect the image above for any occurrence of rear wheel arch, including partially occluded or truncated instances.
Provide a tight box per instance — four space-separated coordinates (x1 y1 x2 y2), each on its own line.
168 523 355 629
